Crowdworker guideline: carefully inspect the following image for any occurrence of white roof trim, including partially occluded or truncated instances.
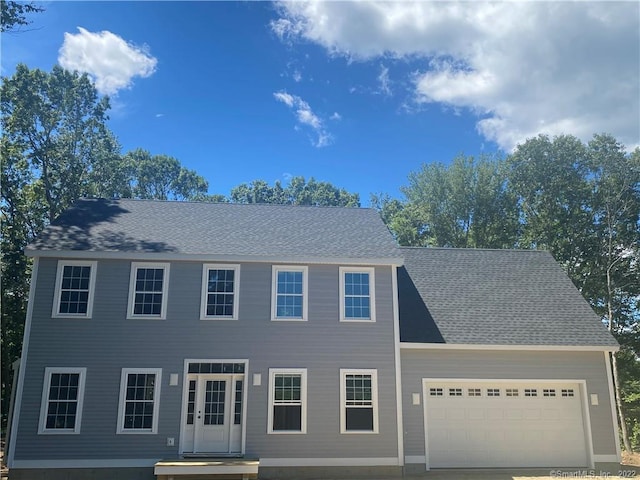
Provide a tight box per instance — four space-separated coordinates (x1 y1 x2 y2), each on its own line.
24 249 404 266
400 342 619 352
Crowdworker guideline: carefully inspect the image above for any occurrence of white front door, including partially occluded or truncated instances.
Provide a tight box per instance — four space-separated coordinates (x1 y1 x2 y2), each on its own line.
182 374 244 454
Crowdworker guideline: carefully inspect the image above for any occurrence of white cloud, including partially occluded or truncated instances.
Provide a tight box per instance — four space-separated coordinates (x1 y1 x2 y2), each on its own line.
292 70 302 82
59 27 157 96
330 112 342 121
274 91 332 147
377 64 392 96
272 1 639 151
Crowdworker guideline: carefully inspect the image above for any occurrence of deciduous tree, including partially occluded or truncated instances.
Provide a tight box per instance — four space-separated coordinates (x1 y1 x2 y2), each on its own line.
392 154 518 248
231 176 360 207
1 0 43 32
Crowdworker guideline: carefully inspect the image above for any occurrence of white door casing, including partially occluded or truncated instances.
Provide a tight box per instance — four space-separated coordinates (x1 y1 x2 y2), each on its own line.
422 379 593 469
181 371 244 455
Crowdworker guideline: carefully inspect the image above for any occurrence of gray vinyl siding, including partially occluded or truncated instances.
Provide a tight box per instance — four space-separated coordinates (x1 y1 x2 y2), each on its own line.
14 258 399 461
400 349 618 458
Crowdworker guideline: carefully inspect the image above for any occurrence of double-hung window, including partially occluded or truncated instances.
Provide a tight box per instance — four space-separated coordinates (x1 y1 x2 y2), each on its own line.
38 367 86 434
200 264 240 320
268 368 307 434
52 261 97 318
271 266 308 321
340 267 375 322
127 262 169 319
117 368 161 434
340 369 378 434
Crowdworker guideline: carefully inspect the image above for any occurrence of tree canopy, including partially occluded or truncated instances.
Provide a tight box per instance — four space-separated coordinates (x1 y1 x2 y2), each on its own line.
1 0 43 32
379 133 640 450
230 176 360 207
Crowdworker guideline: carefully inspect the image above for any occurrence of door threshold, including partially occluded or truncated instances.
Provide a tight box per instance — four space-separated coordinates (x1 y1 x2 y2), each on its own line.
182 453 244 458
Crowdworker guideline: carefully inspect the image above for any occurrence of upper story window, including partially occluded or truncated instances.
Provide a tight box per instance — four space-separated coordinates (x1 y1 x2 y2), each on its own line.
340 267 375 322
117 368 161 434
200 264 240 320
127 262 169 319
38 367 86 434
271 266 308 321
52 261 97 318
268 368 307 434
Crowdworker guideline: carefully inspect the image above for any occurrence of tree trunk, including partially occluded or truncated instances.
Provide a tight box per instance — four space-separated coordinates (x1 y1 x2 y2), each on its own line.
607 266 633 453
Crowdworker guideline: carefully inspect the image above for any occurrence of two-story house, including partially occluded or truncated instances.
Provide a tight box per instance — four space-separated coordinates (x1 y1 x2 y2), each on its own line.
6 198 620 479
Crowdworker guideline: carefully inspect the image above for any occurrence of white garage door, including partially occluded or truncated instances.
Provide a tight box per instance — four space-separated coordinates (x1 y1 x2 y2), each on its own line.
423 381 590 468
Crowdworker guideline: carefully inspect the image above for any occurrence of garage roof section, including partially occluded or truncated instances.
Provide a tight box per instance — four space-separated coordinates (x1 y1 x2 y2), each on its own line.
398 247 618 348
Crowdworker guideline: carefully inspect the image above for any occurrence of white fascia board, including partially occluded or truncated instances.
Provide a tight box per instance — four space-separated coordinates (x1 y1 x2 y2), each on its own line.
400 342 619 352
25 249 404 266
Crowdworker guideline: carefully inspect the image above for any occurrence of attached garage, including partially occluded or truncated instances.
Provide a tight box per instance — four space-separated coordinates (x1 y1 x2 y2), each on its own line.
423 380 591 468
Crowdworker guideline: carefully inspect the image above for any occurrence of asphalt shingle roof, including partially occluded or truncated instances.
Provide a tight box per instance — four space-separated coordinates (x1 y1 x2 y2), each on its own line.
26 198 402 263
399 247 619 347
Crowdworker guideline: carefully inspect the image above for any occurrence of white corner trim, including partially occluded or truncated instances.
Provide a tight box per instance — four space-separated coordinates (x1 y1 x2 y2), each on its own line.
11 459 160 469
391 266 404 466
7 258 39 469
404 455 426 464
604 351 622 461
259 457 400 467
400 342 619 352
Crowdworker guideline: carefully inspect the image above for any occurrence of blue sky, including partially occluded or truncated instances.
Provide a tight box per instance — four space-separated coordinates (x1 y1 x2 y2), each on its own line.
3 1 639 204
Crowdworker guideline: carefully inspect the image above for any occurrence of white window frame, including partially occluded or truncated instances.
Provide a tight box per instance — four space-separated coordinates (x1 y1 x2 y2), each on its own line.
127 262 170 319
271 266 308 321
200 264 240 320
339 267 376 322
340 368 379 434
267 368 307 434
52 260 97 318
117 368 162 434
38 367 87 434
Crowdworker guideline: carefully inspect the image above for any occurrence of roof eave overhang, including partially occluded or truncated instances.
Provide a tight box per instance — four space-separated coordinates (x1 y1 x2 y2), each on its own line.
24 249 405 267
400 342 619 352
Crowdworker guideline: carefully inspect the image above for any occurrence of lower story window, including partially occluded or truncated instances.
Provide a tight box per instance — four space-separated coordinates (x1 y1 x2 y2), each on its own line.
38 367 86 434
268 368 307 434
340 369 378 434
117 368 161 434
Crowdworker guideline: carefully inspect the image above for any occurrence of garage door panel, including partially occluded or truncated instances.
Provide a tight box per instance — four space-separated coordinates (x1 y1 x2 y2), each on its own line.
447 408 466 420
425 381 589 468
523 408 541 419
505 408 523 420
